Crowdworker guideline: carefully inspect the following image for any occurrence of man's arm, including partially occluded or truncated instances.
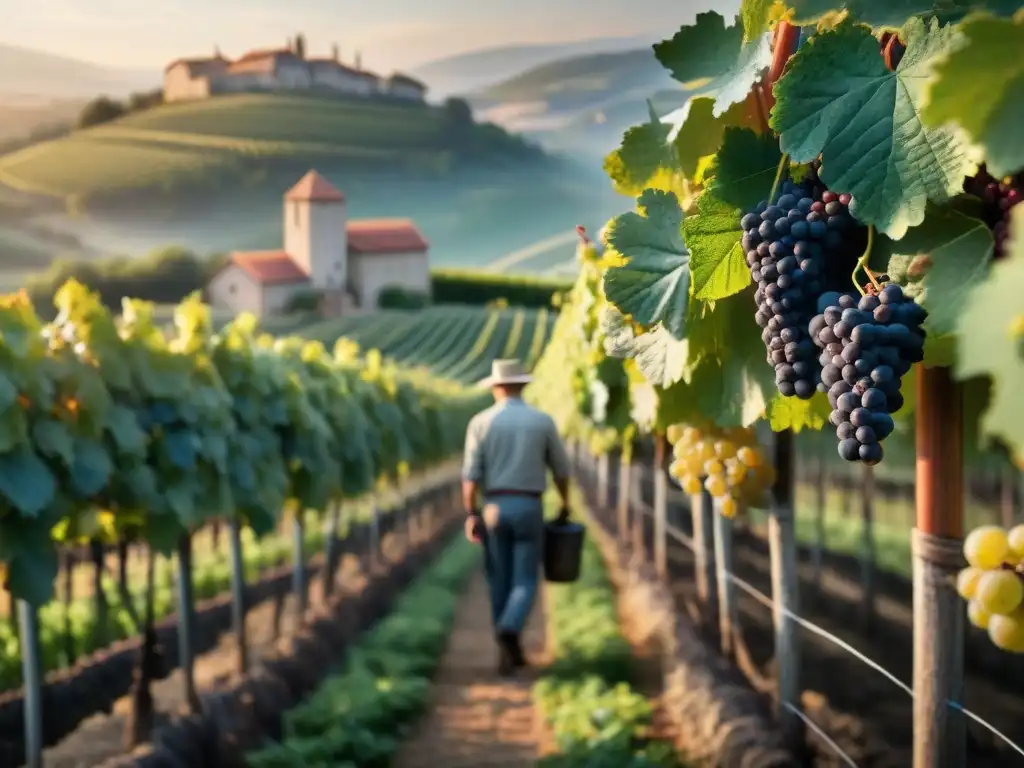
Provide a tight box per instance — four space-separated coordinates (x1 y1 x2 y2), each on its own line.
545 418 572 511
461 417 484 515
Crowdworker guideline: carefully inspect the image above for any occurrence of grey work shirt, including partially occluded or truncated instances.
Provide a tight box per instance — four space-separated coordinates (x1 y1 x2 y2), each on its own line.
462 397 571 494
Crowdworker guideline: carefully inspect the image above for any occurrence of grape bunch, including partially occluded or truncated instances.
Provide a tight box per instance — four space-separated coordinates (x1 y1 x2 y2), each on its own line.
963 165 1023 259
958 524 1024 653
810 283 925 464
666 423 774 517
741 167 864 399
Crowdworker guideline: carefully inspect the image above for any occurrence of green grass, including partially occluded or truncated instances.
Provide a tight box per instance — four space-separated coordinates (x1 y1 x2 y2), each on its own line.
0 94 446 198
297 305 556 384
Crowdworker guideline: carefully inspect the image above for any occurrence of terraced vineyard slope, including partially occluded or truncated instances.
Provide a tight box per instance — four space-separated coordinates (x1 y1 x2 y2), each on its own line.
299 305 555 384
0 93 535 202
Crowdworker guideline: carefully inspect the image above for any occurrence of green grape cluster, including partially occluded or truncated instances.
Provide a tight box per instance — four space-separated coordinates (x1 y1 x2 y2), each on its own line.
958 524 1024 653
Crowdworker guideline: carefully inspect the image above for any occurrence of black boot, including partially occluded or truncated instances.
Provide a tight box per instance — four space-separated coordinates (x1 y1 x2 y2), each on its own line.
506 632 527 668
496 632 518 676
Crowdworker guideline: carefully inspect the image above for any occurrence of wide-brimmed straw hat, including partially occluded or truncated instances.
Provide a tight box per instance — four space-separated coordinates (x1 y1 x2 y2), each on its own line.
478 359 533 388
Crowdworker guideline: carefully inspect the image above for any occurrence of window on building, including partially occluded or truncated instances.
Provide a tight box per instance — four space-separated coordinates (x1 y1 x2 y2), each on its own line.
229 284 237 294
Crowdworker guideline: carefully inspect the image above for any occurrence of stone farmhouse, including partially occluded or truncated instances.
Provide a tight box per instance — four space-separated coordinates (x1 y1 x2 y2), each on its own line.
207 170 431 316
163 40 427 103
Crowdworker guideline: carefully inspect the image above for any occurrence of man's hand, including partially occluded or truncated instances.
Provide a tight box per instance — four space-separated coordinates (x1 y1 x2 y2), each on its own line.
465 513 484 543
556 504 571 525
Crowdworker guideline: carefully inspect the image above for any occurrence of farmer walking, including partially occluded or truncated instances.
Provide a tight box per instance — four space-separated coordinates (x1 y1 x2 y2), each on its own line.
462 358 572 675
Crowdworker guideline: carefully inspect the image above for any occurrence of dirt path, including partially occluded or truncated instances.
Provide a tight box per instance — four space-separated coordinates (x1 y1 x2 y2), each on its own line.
393 570 547 768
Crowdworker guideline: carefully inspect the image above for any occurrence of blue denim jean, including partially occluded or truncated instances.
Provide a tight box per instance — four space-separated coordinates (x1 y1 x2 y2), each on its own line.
481 494 544 634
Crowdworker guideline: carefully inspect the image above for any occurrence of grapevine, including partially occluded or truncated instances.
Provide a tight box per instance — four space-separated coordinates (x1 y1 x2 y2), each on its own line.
0 280 488 604
666 423 773 517
958 524 1024 653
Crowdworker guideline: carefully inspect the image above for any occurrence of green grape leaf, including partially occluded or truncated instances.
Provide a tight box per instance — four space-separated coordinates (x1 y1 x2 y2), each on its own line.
766 392 832 432
0 407 28 453
875 203 993 347
662 97 755 179
683 189 751 300
70 438 113 498
599 308 696 389
143 512 185 556
955 206 1024 456
105 404 147 455
246 506 277 537
740 0 780 41
631 328 695 389
692 357 769 427
706 127 783 212
0 372 16 413
603 189 691 339
788 0 1021 28
654 12 773 116
31 419 75 465
921 12 1024 178
771 17 976 238
603 106 677 195
7 540 58 605
163 429 197 471
0 448 56 517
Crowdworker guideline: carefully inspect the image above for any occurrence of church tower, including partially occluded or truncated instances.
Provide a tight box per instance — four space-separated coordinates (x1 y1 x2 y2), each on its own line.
283 170 347 291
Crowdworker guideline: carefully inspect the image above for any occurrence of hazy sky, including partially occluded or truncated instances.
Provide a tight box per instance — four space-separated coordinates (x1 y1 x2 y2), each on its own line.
0 0 737 71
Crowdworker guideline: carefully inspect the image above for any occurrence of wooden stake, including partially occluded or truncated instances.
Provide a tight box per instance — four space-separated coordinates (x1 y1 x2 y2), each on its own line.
597 452 610 510
713 503 737 658
860 464 876 634
913 366 966 768
769 428 803 752
654 436 668 577
691 489 717 617
617 452 632 541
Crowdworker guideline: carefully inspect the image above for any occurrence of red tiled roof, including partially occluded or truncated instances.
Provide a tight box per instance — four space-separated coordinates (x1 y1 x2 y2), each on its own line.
286 170 345 202
230 251 309 285
346 219 429 254
234 47 292 63
164 56 227 74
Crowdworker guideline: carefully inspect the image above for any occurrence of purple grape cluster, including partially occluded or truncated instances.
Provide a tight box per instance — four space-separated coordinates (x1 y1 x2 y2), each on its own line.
742 169 862 399
810 284 926 464
963 165 1023 259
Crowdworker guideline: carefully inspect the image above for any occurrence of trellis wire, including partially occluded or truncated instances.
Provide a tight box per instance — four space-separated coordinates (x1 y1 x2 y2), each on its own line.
653 503 1024 760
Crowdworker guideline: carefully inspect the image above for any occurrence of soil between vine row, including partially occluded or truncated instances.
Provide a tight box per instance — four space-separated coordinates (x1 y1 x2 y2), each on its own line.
40 527 414 768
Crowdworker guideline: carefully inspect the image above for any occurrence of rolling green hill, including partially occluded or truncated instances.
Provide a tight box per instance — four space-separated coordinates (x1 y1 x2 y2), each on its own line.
297 304 555 384
0 93 540 203
474 48 673 110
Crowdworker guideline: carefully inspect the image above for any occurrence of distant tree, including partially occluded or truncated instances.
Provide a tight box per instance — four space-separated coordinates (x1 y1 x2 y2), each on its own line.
294 34 306 59
442 97 473 126
127 89 163 113
331 43 339 61
78 97 125 128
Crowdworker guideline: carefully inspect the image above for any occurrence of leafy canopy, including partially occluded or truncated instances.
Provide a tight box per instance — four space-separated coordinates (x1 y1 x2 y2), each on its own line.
653 12 773 117
771 17 977 238
603 189 691 340
955 206 1024 460
922 11 1024 178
